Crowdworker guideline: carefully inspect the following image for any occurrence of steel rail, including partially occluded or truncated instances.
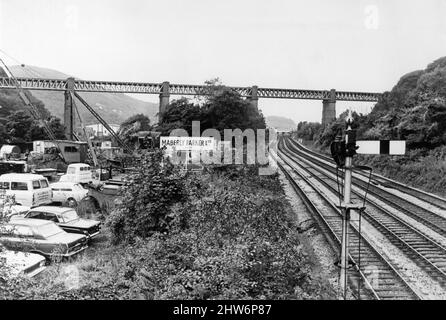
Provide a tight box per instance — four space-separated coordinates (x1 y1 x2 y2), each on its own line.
282 138 446 288
289 138 446 210
277 140 421 300
286 138 446 237
278 161 377 300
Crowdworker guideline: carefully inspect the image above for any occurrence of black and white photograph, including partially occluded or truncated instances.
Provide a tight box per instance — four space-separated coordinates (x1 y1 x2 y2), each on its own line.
1 0 446 310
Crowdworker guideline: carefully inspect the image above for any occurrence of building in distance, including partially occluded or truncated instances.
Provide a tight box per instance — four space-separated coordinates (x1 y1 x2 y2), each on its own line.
85 123 120 137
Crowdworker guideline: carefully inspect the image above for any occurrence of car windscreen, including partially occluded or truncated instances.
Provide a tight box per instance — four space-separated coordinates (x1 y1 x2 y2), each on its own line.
61 210 79 223
40 180 49 188
102 184 120 192
67 167 76 174
34 223 64 238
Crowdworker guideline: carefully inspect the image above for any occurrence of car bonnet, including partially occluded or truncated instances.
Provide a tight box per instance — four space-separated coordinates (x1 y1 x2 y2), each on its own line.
62 218 100 229
0 251 45 276
46 231 86 244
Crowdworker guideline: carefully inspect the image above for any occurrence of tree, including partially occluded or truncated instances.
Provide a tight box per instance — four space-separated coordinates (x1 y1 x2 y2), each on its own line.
106 150 187 244
0 86 50 121
395 99 446 149
201 84 266 134
193 78 226 106
158 98 203 136
349 56 446 152
120 114 151 131
0 123 8 144
317 110 363 148
118 114 152 145
296 122 322 141
47 117 67 139
415 66 446 100
158 80 266 136
5 111 35 143
4 111 66 143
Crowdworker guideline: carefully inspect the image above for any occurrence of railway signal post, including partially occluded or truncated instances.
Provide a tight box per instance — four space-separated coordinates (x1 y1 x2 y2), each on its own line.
331 110 365 299
331 110 406 299
338 110 357 299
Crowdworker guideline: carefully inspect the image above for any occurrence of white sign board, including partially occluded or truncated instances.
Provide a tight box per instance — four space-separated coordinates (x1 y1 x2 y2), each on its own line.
356 140 406 155
160 137 215 151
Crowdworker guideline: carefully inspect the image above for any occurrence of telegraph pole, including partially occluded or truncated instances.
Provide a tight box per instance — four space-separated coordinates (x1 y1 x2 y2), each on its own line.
339 110 356 299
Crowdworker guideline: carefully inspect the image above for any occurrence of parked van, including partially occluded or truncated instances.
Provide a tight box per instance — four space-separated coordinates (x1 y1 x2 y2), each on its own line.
59 163 93 185
0 173 52 207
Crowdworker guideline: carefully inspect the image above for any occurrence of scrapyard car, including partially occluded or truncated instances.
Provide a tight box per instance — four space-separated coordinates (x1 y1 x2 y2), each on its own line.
1 203 30 219
100 182 122 196
87 179 125 211
23 206 101 240
0 218 88 259
50 182 89 207
0 173 52 207
0 249 46 278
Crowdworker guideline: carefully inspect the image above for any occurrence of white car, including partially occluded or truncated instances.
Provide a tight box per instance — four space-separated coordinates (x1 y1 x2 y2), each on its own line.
50 182 89 207
0 249 46 278
0 173 52 207
1 203 30 219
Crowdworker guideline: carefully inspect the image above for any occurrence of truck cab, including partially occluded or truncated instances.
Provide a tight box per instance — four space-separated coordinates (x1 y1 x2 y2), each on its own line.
59 163 93 185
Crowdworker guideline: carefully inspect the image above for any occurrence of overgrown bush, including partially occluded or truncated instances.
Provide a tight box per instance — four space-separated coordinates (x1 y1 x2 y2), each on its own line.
106 149 187 244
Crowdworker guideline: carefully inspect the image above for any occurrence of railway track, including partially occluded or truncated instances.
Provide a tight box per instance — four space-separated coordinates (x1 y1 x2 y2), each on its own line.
277 143 421 300
291 138 446 211
280 137 446 294
286 138 446 238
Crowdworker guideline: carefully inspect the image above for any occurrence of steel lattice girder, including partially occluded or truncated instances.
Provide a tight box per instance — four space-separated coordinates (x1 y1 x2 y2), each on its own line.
0 77 381 101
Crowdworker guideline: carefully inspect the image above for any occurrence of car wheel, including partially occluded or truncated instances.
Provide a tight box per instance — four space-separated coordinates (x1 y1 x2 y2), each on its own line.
67 198 78 207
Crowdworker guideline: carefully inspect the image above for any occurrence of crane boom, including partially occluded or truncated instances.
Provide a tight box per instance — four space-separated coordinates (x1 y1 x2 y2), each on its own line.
72 91 132 153
71 93 99 166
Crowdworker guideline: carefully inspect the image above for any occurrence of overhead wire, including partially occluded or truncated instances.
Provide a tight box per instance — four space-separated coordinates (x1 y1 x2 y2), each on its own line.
0 48 45 78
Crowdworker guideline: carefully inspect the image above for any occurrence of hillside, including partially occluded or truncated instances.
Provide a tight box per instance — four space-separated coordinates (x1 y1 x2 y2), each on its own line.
7 65 159 125
358 56 446 149
303 56 446 150
266 115 296 131
0 67 50 122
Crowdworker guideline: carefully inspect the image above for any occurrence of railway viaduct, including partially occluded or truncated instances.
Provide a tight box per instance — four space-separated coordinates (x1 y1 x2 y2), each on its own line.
0 76 382 139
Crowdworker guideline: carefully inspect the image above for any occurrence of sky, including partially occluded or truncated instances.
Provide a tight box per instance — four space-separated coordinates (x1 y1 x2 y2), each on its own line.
0 0 446 123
